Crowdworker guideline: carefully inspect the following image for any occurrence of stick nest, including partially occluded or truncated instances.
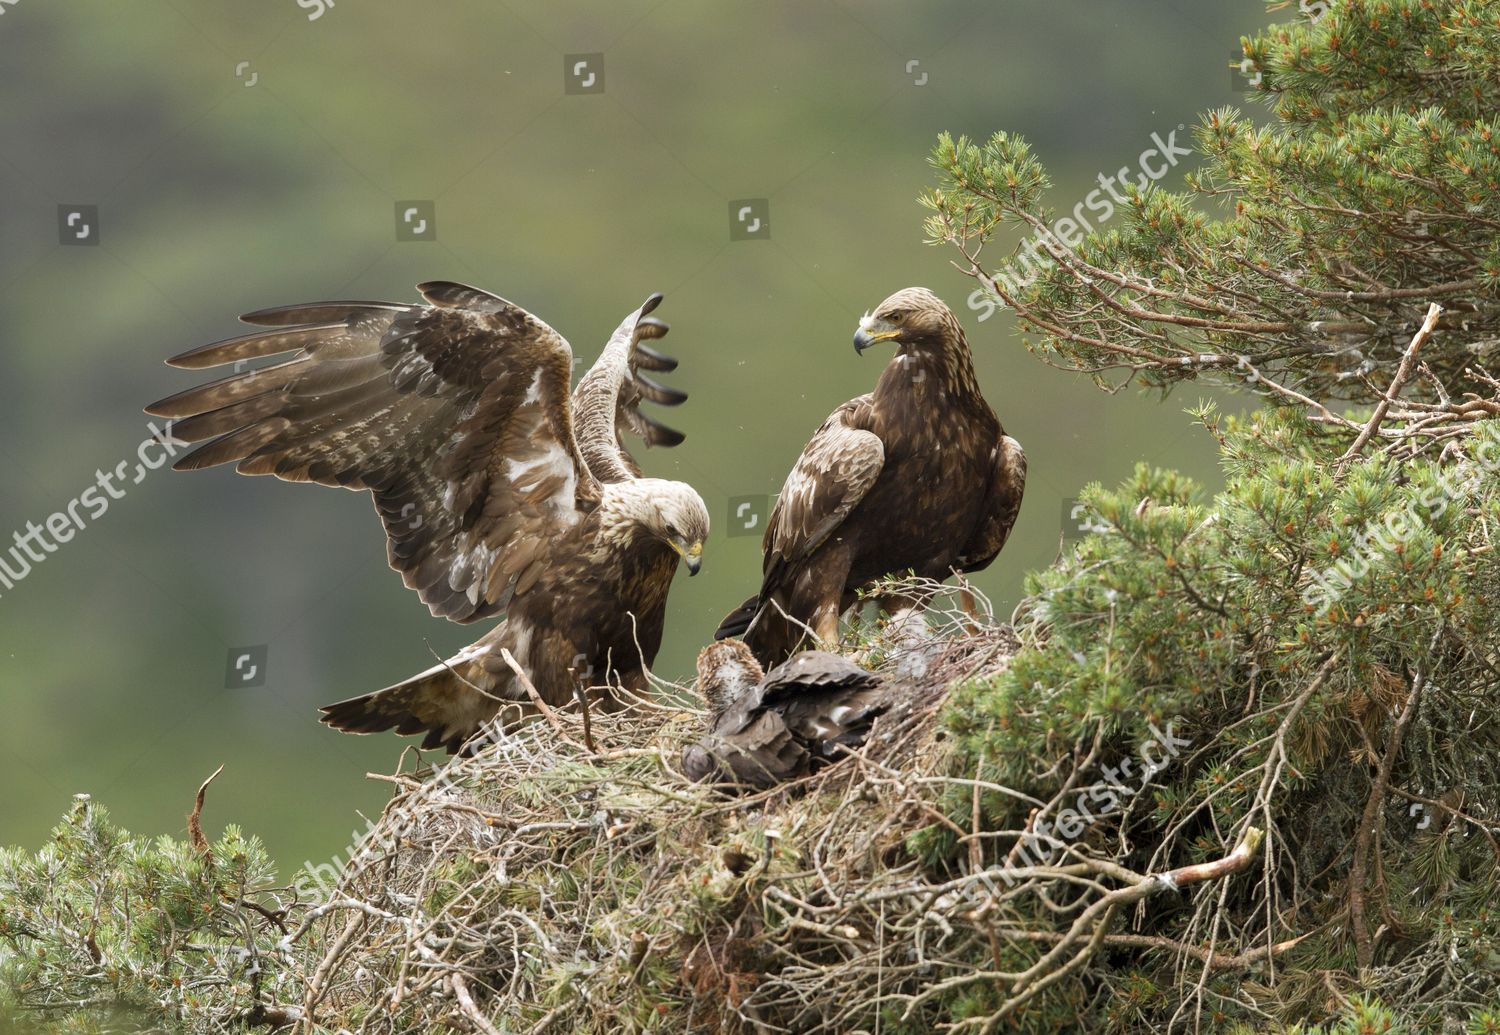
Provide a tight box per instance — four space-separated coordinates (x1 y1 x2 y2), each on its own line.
299 581 1024 1034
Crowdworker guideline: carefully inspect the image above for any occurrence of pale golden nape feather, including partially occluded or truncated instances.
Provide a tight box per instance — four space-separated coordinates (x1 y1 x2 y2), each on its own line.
859 285 963 344
599 478 709 551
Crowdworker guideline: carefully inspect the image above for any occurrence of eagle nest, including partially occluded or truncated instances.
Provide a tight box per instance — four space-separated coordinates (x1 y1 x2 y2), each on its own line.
296 579 1024 1034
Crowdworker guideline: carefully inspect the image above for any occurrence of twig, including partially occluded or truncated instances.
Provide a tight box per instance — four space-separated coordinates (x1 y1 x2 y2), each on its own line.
188 764 225 861
1350 628 1438 967
572 681 598 754
1388 786 1500 864
1009 827 1264 996
1339 302 1443 466
500 648 573 745
299 911 366 1033
1003 925 1317 972
897 827 1264 1025
450 973 504 1035
764 595 829 650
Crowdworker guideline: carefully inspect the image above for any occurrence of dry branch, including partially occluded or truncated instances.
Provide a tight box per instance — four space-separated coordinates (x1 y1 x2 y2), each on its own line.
187 764 225 861
1339 302 1444 467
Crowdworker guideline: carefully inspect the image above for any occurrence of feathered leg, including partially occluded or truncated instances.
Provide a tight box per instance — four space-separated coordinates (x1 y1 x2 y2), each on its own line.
957 586 985 634
743 542 854 666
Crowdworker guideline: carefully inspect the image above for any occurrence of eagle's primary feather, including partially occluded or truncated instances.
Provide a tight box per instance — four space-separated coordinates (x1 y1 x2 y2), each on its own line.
715 286 1025 664
148 284 708 753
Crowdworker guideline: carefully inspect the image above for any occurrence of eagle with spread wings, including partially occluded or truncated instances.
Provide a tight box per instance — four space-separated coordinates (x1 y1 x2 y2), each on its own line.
715 287 1025 664
147 282 708 753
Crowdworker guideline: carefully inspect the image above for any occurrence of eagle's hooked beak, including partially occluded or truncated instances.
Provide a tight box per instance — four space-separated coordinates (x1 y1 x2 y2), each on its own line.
672 539 704 575
853 316 900 355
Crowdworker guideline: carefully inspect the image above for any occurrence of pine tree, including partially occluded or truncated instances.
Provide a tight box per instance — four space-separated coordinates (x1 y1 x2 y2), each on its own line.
919 0 1500 1028
5 2 1500 1032
0 794 294 1032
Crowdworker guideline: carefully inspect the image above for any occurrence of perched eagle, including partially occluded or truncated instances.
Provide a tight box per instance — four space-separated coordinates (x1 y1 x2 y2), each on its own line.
682 640 888 788
147 282 709 753
715 287 1025 664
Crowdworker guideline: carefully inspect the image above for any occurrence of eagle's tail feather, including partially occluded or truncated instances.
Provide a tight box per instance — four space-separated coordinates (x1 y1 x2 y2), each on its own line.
320 659 503 755
713 595 760 642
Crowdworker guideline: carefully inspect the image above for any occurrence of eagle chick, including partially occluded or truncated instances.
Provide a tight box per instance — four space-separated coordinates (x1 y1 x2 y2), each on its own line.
683 641 889 789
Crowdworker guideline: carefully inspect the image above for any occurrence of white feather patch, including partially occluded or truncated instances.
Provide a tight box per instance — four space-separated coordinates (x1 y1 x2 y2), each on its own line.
521 369 544 405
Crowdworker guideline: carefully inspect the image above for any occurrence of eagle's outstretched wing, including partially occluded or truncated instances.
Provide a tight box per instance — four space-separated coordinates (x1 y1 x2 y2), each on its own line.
145 281 597 624
571 293 687 483
762 397 885 579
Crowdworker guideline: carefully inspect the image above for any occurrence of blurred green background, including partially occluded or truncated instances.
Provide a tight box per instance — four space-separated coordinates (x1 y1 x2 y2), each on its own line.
0 0 1261 870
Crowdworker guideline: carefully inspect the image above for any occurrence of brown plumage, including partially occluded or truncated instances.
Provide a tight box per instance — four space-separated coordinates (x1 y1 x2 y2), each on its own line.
147 282 708 753
714 287 1025 664
682 641 888 788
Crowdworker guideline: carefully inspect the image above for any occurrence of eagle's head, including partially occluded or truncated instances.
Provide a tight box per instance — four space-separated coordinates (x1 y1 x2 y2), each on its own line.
603 477 710 575
853 286 963 355
695 639 765 715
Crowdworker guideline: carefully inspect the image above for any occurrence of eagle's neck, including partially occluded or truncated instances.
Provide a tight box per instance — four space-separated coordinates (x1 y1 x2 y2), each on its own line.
597 482 661 549
878 334 984 407
588 494 678 623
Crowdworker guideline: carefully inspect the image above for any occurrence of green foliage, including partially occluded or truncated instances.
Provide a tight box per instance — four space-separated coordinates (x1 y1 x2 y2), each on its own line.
924 0 1500 402
919 0 1500 1029
950 411 1500 788
936 410 1500 1026
1287 996 1403 1034
0 796 292 1033
9 1 1500 1032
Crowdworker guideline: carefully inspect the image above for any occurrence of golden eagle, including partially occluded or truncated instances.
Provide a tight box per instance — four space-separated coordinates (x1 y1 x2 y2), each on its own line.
683 640 888 788
147 282 708 753
714 287 1025 664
